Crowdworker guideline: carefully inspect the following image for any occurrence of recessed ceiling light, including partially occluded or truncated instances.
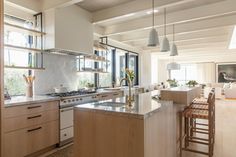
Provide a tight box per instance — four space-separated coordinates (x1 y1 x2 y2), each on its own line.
229 26 236 49
146 9 159 15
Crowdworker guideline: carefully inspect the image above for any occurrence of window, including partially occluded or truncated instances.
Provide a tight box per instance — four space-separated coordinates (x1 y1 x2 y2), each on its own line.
128 52 139 85
115 49 126 86
4 15 38 96
170 64 197 85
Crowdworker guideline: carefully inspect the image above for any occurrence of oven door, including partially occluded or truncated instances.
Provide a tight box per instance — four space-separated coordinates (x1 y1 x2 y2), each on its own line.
60 107 73 129
60 107 74 143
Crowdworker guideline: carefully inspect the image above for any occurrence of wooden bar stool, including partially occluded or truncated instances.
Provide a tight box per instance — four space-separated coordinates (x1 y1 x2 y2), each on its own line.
190 90 216 143
180 92 215 157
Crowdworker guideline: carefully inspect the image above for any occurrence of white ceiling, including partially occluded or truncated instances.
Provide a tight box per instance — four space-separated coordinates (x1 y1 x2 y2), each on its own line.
78 0 236 61
77 0 135 12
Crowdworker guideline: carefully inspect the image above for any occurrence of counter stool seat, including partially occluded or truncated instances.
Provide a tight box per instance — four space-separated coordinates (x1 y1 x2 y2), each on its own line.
184 108 209 119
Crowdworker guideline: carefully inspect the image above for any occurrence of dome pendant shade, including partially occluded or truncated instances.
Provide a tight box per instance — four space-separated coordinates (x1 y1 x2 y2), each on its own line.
161 37 170 52
170 43 178 56
148 28 159 47
167 62 180 70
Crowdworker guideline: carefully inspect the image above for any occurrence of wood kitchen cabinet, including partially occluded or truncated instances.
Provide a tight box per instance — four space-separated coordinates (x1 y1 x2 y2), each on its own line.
3 101 59 157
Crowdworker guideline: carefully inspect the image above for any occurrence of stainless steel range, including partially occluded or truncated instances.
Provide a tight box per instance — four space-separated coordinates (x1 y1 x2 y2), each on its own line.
47 90 98 146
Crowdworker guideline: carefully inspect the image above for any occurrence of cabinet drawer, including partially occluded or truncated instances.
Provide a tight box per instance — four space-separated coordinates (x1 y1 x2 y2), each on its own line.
60 127 74 141
3 121 59 157
111 92 123 98
4 110 59 133
4 101 59 118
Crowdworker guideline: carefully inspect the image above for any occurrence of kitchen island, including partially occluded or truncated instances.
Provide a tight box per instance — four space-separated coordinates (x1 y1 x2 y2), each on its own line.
74 91 181 157
160 86 201 105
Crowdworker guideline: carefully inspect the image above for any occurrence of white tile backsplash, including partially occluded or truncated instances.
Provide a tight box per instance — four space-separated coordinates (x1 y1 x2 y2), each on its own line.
34 54 78 94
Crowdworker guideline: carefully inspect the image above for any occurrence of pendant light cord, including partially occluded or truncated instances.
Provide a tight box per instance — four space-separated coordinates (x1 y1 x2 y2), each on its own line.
152 0 154 28
164 8 166 37
173 24 175 43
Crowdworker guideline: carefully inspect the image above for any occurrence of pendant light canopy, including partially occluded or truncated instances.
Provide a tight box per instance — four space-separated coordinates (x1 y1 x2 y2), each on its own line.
148 0 159 47
170 24 178 56
161 8 170 52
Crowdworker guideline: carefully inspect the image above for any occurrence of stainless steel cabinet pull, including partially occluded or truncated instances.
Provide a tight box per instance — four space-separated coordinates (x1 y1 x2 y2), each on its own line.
27 105 42 109
27 115 42 119
27 127 42 132
113 93 119 96
102 95 108 97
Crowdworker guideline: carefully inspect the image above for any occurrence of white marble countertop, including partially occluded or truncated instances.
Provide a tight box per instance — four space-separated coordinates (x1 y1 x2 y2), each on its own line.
75 91 173 118
5 95 60 107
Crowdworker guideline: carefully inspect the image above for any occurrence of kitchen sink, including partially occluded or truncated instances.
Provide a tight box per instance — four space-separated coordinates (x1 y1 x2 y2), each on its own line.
98 102 126 107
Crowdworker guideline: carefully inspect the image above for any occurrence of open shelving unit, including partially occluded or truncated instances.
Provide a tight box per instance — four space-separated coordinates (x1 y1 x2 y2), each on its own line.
4 65 45 70
4 22 46 36
4 13 45 70
77 53 109 74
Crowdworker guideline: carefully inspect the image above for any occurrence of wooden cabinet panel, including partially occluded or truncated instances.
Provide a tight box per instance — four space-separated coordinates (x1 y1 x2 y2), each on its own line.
3 121 59 157
4 109 59 133
4 101 59 118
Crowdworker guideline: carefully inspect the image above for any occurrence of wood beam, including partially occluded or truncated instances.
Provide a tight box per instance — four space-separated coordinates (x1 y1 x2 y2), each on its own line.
92 0 194 24
103 0 236 36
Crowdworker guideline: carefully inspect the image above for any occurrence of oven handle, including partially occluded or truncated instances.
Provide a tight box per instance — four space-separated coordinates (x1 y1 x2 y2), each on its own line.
60 107 74 112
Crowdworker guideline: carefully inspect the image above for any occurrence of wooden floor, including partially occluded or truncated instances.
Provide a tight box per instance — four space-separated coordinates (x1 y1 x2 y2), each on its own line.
45 99 236 157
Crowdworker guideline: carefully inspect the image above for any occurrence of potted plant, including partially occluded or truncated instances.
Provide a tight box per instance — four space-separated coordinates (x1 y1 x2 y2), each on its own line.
167 79 178 87
186 80 198 87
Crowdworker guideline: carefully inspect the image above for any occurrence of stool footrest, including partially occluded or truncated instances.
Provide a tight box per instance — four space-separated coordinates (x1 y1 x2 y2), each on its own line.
192 130 209 134
190 136 209 141
187 139 209 145
182 148 209 155
195 122 208 126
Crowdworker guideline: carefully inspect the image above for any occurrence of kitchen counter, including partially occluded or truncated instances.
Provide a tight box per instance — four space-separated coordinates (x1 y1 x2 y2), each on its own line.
160 86 201 105
74 91 180 157
4 95 60 107
75 91 168 118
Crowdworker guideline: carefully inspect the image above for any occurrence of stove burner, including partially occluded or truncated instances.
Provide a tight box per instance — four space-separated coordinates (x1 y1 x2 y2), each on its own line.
47 90 97 98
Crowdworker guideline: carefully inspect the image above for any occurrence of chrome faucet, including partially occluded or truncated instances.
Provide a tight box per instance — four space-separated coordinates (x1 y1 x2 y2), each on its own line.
120 78 133 106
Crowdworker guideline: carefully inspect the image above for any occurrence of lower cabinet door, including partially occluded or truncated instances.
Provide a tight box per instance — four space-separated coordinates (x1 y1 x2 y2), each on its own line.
3 120 59 157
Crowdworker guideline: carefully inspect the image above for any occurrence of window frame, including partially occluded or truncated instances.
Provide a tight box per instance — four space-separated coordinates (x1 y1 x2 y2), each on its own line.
95 45 139 88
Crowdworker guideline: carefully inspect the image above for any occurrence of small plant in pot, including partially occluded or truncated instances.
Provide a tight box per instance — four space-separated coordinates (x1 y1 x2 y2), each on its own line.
186 80 198 87
167 79 178 87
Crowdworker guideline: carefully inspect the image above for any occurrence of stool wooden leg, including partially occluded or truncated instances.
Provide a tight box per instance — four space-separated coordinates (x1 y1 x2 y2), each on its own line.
185 117 190 147
180 113 183 157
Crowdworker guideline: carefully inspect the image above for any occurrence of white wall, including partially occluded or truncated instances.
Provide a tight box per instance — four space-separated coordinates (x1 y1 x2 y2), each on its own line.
34 54 78 94
139 52 151 88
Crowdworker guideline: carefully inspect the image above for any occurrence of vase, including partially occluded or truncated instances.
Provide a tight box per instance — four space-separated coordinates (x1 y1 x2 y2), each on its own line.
26 84 33 97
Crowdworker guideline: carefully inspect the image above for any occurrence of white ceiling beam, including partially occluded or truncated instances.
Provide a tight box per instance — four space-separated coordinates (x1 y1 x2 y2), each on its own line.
92 0 195 24
121 27 231 43
110 14 236 45
103 0 236 36
143 41 228 52
126 35 229 47
41 0 83 11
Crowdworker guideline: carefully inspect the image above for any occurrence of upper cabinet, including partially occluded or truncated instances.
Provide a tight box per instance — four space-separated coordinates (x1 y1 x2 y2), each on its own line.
44 5 94 55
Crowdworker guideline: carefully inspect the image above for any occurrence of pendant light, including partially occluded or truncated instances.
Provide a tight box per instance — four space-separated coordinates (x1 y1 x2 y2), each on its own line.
147 0 159 47
161 8 170 52
170 24 178 56
167 62 180 70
